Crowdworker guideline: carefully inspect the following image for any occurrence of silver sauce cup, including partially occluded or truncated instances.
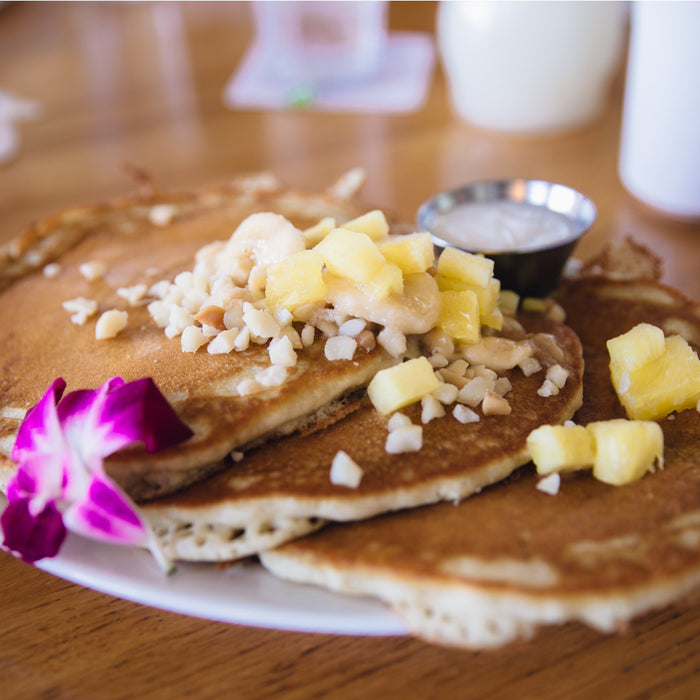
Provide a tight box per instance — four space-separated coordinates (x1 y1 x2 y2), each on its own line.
417 179 596 297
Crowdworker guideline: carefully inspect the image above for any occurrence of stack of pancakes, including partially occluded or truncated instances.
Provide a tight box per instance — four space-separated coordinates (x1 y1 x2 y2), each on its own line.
262 274 700 648
1 175 697 649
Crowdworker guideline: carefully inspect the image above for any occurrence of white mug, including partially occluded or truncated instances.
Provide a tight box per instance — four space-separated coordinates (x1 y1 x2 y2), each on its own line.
437 1 627 134
618 2 700 219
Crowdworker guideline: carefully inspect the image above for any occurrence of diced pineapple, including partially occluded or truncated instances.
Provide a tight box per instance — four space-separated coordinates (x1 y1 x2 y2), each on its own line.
361 261 404 301
265 250 327 310
498 289 520 315
314 228 385 283
527 424 594 476
609 331 700 420
341 210 389 241
521 297 547 314
377 233 435 274
438 275 501 329
304 217 336 247
607 323 666 373
367 356 440 415
436 247 494 289
587 419 663 485
482 307 504 331
439 290 481 344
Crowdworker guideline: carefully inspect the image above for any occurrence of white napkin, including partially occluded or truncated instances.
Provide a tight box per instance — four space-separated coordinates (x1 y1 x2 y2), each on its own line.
0 90 41 163
223 31 435 114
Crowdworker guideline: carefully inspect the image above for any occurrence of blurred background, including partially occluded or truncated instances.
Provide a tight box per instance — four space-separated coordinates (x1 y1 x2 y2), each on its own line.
1 1 698 294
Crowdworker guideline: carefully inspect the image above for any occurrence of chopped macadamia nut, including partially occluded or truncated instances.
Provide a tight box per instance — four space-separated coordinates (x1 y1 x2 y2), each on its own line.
95 309 128 340
452 404 480 424
324 335 357 361
280 325 303 349
546 364 569 389
472 365 498 381
231 450 244 463
519 356 543 377
537 473 561 496
421 394 446 423
43 263 61 278
447 359 469 376
181 325 208 352
117 284 148 306
63 297 98 325
385 425 423 454
195 305 226 330
458 376 495 407
79 261 107 281
269 335 297 367
330 450 363 488
234 327 251 351
429 352 449 368
438 368 470 389
273 307 294 327
243 308 280 339
338 318 367 337
482 390 511 415
537 378 560 397
149 204 176 226
300 324 315 347
432 382 459 405
388 412 412 431
356 329 376 353
493 376 513 397
207 329 238 354
377 326 407 358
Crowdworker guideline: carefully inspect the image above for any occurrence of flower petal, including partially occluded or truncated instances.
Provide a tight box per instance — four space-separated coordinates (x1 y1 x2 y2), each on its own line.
99 377 193 454
63 473 148 547
59 377 192 460
1 498 66 563
11 378 66 463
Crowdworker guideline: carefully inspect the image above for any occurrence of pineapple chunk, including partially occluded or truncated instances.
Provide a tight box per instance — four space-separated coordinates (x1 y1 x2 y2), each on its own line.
498 289 520 315
588 419 664 485
266 250 327 310
438 275 501 329
436 247 494 289
304 217 336 247
314 228 385 283
341 210 389 241
527 424 594 476
367 356 440 415
361 261 404 301
439 290 481 344
377 233 435 274
607 323 666 373
609 330 700 420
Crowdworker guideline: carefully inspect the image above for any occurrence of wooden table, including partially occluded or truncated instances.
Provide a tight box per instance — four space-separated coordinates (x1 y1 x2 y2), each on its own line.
1 3 698 698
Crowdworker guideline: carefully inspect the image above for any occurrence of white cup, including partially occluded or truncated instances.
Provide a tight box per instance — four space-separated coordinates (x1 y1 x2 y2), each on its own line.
437 1 627 134
618 2 700 220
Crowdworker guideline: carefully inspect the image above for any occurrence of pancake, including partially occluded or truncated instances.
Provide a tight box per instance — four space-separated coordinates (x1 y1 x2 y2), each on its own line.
143 313 583 561
0 173 396 500
260 274 700 649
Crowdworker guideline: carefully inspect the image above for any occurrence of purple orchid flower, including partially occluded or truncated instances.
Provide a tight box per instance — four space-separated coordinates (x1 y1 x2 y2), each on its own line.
1 377 192 570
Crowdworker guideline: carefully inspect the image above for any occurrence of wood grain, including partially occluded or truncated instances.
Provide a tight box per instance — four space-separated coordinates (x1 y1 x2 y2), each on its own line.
1 3 698 698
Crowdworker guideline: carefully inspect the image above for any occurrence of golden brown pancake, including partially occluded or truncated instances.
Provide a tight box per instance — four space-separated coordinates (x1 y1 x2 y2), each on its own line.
261 275 700 649
143 313 583 561
0 174 395 500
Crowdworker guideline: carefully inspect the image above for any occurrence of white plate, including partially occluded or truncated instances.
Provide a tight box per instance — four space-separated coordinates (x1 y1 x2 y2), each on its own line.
34 531 407 636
